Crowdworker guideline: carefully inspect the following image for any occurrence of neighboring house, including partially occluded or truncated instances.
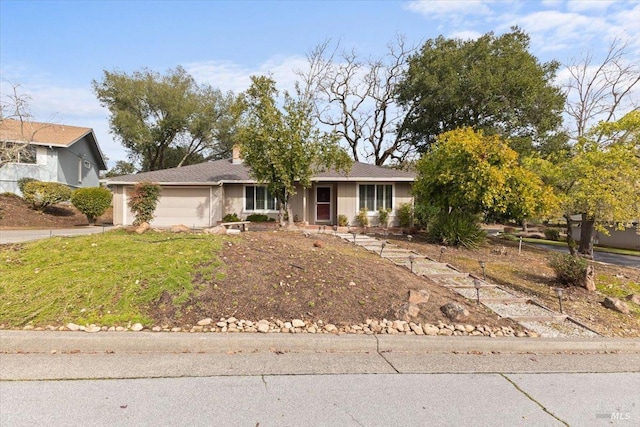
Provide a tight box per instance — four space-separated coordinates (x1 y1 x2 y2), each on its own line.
0 119 108 195
570 222 640 251
106 149 415 228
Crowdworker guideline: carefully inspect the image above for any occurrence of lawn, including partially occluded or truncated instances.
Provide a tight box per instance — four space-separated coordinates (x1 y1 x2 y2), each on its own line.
0 230 223 327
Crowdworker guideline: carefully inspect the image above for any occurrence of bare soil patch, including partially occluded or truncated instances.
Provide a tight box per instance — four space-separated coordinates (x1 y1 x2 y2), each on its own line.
151 230 520 331
0 194 112 229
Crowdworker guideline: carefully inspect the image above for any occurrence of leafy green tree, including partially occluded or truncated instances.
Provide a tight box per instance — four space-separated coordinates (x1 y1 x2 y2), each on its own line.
93 67 240 171
396 28 565 156
238 76 352 227
413 127 557 222
102 160 137 178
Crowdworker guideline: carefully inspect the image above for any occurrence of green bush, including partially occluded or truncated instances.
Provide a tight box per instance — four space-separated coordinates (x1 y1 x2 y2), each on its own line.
428 211 486 249
355 208 369 227
71 187 112 225
377 208 391 228
413 202 439 230
397 203 413 228
222 213 240 222
548 253 588 287
246 213 273 222
22 181 72 211
17 177 39 194
544 228 561 241
337 214 349 227
128 182 161 226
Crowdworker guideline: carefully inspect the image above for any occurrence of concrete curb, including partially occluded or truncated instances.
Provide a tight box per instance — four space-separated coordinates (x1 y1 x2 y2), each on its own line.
2 331 639 354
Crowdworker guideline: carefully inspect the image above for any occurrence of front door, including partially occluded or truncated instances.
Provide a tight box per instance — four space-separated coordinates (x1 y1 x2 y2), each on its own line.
316 186 331 222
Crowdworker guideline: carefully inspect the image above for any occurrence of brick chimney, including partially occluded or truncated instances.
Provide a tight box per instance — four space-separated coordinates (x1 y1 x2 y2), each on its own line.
232 145 243 164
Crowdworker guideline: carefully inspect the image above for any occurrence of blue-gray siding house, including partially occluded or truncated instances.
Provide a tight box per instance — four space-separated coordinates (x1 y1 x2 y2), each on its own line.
0 119 108 195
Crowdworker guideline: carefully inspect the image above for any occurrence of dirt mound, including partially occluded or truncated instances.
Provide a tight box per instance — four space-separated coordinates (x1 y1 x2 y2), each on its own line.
0 193 112 229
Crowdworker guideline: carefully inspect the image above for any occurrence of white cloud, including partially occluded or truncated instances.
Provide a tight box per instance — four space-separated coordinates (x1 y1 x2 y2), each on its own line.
448 30 483 41
567 0 616 12
405 0 493 18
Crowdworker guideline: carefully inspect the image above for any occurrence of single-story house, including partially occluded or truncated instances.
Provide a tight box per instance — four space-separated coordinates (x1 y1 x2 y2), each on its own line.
0 119 108 194
106 149 415 228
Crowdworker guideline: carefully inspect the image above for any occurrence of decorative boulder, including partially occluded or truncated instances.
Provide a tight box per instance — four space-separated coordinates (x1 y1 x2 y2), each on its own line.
440 302 470 322
603 297 630 314
135 222 150 234
203 225 227 235
170 224 190 233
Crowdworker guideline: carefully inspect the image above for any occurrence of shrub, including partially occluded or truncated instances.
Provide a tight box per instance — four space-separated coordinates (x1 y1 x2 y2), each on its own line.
246 213 273 222
222 213 240 222
17 177 39 194
377 208 391 228
397 203 413 228
355 208 369 227
337 214 349 227
22 181 72 211
71 187 112 225
128 182 161 226
413 202 439 230
544 228 561 241
548 253 588 287
428 211 486 249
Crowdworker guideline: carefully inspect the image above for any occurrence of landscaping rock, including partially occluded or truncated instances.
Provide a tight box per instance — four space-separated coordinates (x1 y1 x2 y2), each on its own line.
397 303 421 323
423 324 439 336
203 225 227 235
131 323 144 331
408 289 430 304
440 302 470 322
313 240 324 248
292 319 305 328
135 222 150 234
603 297 630 314
626 294 640 305
583 265 596 292
170 224 190 233
197 318 213 326
66 323 80 331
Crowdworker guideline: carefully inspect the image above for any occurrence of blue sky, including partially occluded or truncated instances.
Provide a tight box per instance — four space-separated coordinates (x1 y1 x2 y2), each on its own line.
1 0 639 167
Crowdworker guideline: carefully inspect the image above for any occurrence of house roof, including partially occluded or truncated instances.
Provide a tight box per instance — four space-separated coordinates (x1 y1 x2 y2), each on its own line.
106 159 416 185
0 118 108 170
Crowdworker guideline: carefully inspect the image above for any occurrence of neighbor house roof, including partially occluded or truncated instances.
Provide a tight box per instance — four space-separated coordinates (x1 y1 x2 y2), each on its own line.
106 159 416 185
0 118 108 170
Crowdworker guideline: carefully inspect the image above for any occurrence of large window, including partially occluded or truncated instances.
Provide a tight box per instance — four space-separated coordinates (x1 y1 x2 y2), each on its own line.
245 185 276 211
5 144 36 164
359 184 393 211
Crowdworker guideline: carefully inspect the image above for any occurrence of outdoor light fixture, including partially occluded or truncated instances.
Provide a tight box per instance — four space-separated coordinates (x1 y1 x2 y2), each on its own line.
409 254 415 273
318 226 322 233
407 234 412 242
479 260 486 280
380 241 387 256
473 279 482 304
352 232 358 244
555 287 564 314
439 246 446 262
333 225 338 235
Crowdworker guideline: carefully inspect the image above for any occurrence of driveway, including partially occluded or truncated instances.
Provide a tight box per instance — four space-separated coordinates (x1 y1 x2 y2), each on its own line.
0 226 115 244
527 242 640 268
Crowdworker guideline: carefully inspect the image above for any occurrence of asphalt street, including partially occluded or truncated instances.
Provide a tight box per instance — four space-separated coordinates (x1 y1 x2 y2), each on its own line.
527 242 640 268
0 226 115 244
1 332 639 426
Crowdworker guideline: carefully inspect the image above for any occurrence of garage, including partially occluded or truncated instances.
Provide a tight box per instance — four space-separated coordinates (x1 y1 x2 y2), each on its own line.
124 186 212 228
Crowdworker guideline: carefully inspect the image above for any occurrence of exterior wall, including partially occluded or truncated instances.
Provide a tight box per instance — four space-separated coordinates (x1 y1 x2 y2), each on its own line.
334 181 413 227
571 225 640 250
57 137 101 189
336 182 357 225
0 147 58 194
111 185 124 225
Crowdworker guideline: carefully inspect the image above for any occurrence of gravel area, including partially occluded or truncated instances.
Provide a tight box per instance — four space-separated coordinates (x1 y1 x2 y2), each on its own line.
453 287 520 300
520 320 599 338
483 301 557 318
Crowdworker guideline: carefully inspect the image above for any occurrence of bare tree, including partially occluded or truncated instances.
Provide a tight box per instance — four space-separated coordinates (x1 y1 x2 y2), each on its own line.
564 38 640 144
563 38 640 258
0 83 56 168
296 36 416 166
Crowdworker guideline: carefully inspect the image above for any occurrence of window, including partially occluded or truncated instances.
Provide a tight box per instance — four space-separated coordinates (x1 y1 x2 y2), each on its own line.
245 185 276 211
359 184 392 211
5 144 36 164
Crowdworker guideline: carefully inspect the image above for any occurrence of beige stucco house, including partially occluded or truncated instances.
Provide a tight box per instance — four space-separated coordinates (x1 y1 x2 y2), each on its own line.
106 154 415 228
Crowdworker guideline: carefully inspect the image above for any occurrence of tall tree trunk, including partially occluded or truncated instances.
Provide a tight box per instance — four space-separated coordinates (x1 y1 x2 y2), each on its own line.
521 218 528 232
564 214 576 256
578 213 595 259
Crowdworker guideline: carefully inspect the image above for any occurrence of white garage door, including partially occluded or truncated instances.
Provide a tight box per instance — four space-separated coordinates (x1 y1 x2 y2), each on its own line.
144 187 211 228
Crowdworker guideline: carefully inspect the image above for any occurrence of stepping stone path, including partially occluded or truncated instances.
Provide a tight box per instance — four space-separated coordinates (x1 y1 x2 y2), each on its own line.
331 231 598 338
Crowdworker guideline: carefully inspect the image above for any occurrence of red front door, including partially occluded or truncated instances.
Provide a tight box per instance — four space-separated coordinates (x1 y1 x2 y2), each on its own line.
316 187 331 222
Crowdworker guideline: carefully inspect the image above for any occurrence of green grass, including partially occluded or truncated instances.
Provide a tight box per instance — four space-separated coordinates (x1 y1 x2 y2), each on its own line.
0 230 223 327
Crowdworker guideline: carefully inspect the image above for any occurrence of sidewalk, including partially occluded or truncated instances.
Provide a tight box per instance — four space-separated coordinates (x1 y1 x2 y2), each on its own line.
0 226 115 244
